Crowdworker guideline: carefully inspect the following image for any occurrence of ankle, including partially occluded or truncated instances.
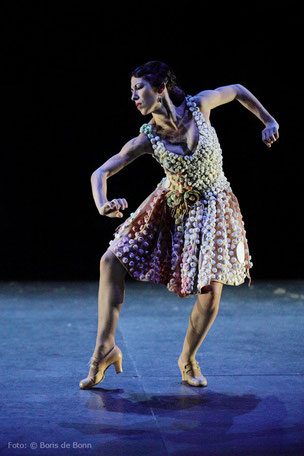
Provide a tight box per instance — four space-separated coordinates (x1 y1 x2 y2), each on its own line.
94 343 115 358
180 353 196 363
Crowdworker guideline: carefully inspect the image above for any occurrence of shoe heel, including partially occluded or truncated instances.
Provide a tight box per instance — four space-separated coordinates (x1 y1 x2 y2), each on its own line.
178 357 191 382
114 358 123 374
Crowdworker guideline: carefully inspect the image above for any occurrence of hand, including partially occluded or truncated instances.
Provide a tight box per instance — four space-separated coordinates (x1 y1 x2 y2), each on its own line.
262 121 279 148
99 199 128 218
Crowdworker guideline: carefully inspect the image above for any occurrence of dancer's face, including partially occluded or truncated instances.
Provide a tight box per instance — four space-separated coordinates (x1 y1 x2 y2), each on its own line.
130 76 161 115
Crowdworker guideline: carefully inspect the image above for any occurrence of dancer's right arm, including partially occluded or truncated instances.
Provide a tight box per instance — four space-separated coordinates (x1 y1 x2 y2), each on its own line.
90 134 150 217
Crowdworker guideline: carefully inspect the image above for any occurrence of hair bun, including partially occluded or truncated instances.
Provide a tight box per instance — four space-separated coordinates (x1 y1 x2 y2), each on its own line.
166 71 177 88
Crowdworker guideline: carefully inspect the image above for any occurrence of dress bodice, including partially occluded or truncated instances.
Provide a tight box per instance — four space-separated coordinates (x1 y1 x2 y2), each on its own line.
140 95 230 197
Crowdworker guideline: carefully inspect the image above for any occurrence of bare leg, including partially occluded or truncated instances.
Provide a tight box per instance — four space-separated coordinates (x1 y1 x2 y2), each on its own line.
180 282 223 363
79 249 127 388
91 249 127 362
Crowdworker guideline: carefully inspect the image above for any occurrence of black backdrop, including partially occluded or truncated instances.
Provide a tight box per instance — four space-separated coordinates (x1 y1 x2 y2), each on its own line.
0 3 302 281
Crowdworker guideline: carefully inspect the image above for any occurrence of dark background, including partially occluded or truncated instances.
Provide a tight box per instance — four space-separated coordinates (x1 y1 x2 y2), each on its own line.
0 3 302 282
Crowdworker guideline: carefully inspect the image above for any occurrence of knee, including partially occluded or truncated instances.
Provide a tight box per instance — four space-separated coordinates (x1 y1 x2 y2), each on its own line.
100 249 126 277
200 282 221 297
100 250 117 270
198 282 222 310
209 282 222 302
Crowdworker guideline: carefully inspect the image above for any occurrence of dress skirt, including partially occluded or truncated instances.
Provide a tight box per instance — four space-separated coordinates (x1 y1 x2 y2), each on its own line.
108 177 252 299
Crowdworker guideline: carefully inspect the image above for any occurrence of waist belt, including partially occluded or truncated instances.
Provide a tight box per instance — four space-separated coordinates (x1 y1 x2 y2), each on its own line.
165 187 202 222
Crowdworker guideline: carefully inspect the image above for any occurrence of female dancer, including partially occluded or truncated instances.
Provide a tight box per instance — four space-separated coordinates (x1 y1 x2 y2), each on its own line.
79 61 279 389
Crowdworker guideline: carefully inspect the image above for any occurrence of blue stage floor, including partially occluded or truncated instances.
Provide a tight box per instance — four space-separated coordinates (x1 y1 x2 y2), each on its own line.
0 280 304 455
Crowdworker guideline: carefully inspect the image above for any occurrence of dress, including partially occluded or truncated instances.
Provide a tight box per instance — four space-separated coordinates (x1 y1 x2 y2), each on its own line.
108 95 253 298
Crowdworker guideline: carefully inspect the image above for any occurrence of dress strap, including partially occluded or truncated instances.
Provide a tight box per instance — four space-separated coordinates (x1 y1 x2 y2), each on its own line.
139 123 154 136
185 94 207 125
139 123 160 155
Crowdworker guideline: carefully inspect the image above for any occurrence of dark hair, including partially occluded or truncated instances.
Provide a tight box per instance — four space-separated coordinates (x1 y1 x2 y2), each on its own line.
131 61 186 106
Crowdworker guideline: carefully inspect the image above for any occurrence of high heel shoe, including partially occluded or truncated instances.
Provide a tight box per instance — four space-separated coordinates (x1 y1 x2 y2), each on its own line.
178 355 207 387
79 345 123 389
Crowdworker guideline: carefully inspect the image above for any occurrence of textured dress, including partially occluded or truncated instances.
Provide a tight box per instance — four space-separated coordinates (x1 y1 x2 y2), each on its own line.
108 95 253 298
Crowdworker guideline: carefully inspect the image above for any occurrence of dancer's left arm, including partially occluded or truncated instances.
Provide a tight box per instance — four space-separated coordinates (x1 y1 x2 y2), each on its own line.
197 84 279 148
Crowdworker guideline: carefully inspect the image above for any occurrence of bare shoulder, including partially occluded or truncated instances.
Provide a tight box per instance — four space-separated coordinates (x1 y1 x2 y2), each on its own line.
193 90 215 103
120 132 153 158
193 85 238 111
192 92 212 123
193 90 217 111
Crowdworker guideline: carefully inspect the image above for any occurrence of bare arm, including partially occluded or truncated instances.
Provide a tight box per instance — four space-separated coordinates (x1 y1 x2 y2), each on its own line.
91 134 149 217
197 84 279 148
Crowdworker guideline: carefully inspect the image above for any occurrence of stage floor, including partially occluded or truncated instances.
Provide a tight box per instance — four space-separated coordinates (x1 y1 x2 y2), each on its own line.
0 279 304 456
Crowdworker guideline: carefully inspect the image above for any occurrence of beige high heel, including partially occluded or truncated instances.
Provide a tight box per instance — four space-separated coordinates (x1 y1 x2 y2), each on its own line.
178 355 207 387
79 345 123 389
